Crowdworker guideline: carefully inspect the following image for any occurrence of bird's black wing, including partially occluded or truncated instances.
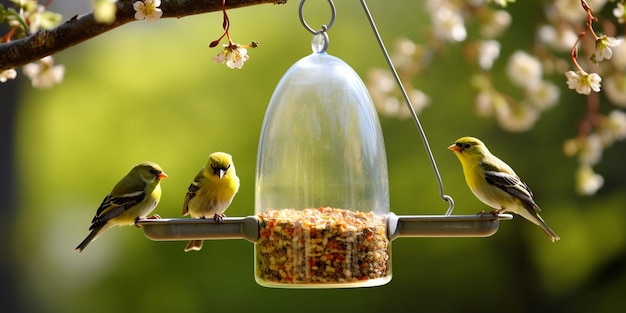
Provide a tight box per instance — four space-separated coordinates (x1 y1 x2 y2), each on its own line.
182 169 205 216
480 161 540 212
89 190 146 229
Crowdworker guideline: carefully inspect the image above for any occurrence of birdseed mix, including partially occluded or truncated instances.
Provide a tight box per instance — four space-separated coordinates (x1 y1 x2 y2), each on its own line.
256 207 390 285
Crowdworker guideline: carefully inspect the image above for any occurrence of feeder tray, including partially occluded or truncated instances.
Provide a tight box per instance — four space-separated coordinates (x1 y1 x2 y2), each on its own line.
137 213 513 242
138 212 512 289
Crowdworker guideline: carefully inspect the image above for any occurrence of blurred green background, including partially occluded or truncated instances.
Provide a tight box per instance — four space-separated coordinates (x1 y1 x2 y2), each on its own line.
3 1 626 312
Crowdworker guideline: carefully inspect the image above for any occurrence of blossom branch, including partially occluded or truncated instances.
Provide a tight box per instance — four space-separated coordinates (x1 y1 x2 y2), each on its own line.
0 0 287 72
570 0 598 72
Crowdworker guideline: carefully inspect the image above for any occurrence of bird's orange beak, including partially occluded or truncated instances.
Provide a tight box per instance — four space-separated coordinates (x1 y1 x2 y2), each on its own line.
158 172 168 179
448 144 461 152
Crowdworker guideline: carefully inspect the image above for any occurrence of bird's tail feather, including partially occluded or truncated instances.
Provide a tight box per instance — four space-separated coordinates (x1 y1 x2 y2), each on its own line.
536 218 561 242
518 207 561 242
75 225 105 253
527 211 560 242
184 240 204 252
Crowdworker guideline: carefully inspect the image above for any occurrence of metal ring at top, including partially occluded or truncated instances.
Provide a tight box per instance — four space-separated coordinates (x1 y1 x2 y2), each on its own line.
299 0 336 35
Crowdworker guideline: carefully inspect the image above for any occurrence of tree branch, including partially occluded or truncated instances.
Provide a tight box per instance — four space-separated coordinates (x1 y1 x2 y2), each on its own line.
0 0 287 71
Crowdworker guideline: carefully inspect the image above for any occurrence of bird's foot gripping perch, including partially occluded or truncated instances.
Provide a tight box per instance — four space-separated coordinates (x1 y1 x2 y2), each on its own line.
476 210 499 221
135 214 161 227
214 213 225 223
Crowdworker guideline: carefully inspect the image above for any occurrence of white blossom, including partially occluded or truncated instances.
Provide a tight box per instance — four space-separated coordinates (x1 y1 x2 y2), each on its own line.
576 165 604 196
494 101 540 132
537 25 578 53
602 110 626 143
0 69 17 83
554 0 609 23
431 6 467 42
474 91 495 117
578 134 603 165
480 10 512 38
368 69 429 118
213 44 250 69
507 51 543 88
565 70 601 95
134 0 162 22
614 2 625 23
526 80 560 110
478 40 501 70
390 38 418 69
22 56 65 89
594 36 623 62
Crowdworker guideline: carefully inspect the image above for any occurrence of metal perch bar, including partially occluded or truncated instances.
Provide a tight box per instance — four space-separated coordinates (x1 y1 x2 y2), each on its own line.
386 213 513 240
137 213 512 243
137 216 260 243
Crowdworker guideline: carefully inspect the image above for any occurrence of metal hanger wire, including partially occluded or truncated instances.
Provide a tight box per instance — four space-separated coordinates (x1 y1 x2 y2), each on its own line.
358 0 455 215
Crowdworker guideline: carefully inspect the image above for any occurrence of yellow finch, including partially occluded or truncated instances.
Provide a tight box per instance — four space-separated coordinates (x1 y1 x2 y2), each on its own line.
75 162 167 253
182 152 240 252
448 137 560 242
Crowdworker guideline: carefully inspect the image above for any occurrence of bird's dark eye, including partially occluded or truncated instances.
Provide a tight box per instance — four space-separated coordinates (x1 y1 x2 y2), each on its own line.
211 164 229 171
464 143 471 149
150 169 159 176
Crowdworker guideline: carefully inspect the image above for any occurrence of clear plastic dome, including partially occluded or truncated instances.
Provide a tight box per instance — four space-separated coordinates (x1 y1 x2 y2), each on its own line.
254 52 391 288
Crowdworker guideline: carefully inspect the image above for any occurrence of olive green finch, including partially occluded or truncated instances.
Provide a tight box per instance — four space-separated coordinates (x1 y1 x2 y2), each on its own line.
75 162 167 252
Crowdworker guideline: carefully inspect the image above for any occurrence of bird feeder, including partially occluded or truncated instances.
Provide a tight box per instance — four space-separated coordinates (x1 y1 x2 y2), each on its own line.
137 0 511 289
